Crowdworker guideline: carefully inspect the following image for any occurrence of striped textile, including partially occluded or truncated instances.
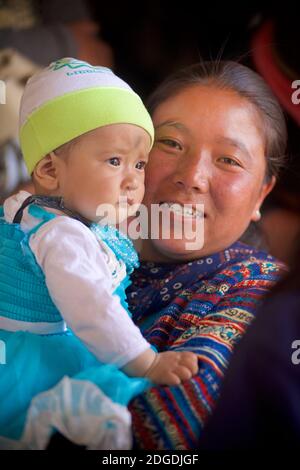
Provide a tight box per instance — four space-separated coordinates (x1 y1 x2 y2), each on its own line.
126 241 285 449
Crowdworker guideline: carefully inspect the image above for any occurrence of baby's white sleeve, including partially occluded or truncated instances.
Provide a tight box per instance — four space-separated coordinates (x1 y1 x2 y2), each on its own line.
29 217 151 368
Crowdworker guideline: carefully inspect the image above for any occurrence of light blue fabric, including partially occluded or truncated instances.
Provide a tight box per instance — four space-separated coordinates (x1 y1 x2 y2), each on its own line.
0 205 150 444
0 206 62 323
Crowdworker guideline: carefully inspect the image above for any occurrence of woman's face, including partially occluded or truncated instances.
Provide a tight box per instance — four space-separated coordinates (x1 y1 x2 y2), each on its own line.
141 85 275 262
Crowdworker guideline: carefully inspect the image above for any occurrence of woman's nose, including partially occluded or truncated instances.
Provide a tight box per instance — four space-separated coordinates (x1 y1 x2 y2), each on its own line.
172 156 210 194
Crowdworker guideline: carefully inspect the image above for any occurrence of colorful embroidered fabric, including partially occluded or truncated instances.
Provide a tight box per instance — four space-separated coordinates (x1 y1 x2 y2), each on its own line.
127 241 285 449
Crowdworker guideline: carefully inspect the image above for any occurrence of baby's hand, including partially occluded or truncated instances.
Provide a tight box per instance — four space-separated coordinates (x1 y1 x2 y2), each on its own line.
145 351 198 385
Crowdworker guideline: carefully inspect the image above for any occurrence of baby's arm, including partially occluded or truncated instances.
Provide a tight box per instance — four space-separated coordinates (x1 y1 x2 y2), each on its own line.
30 216 152 366
30 216 198 384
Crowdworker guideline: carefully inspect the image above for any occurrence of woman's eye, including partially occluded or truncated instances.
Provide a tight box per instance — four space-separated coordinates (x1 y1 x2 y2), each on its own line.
108 157 121 166
219 156 241 167
135 161 147 170
157 139 182 150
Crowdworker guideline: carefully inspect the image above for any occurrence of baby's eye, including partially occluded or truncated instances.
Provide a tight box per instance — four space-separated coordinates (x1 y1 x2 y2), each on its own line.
219 156 241 167
157 139 182 150
108 157 121 166
135 161 147 170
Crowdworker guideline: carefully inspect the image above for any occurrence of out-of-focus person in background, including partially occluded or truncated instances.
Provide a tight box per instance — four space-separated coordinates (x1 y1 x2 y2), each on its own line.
0 0 114 201
0 0 113 67
0 49 38 199
249 12 300 265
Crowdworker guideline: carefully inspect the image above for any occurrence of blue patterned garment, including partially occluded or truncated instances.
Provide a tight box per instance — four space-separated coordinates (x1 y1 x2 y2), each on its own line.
126 242 286 449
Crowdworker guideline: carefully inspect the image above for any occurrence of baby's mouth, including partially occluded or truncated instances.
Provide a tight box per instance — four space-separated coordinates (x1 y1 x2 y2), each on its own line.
118 196 135 206
117 197 140 218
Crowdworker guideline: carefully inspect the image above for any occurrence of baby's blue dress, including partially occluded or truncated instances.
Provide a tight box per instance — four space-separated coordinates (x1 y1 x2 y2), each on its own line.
0 204 150 449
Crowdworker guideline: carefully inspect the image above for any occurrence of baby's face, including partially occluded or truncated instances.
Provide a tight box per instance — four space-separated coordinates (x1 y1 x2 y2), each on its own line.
57 124 151 224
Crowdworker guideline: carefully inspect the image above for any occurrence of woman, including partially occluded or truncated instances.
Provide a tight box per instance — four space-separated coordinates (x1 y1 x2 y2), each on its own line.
47 60 286 450
125 60 287 449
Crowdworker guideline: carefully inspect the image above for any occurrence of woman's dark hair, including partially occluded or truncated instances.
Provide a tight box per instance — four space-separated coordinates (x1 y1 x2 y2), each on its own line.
147 61 287 181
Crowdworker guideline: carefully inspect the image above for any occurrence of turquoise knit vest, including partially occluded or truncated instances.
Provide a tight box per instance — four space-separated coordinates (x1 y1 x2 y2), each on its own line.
0 205 64 324
0 204 139 325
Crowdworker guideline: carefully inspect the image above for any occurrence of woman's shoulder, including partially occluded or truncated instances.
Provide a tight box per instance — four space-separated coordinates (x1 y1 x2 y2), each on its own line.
223 240 285 268
215 240 286 283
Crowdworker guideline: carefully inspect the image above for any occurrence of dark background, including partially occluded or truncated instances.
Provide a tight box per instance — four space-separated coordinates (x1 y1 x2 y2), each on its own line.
90 1 298 97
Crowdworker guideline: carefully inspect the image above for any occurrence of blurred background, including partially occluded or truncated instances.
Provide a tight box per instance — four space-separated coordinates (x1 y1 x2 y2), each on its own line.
0 0 299 264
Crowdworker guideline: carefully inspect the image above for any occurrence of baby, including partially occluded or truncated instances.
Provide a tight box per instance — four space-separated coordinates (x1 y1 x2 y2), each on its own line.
0 58 198 449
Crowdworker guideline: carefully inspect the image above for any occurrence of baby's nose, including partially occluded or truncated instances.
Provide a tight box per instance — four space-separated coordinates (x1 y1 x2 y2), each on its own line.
122 173 140 191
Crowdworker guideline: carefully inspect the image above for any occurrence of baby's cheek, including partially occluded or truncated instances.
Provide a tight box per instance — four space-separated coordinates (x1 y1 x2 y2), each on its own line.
139 185 146 204
132 179 143 203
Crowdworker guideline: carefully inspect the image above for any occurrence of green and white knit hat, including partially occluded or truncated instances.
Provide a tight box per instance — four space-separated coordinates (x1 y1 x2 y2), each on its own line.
19 58 154 174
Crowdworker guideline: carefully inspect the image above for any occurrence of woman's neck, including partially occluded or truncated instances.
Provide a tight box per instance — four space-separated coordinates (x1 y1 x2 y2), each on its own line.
138 240 169 263
138 239 200 264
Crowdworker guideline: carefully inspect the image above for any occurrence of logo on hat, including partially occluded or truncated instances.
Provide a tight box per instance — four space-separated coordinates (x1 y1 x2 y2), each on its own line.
49 58 112 74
